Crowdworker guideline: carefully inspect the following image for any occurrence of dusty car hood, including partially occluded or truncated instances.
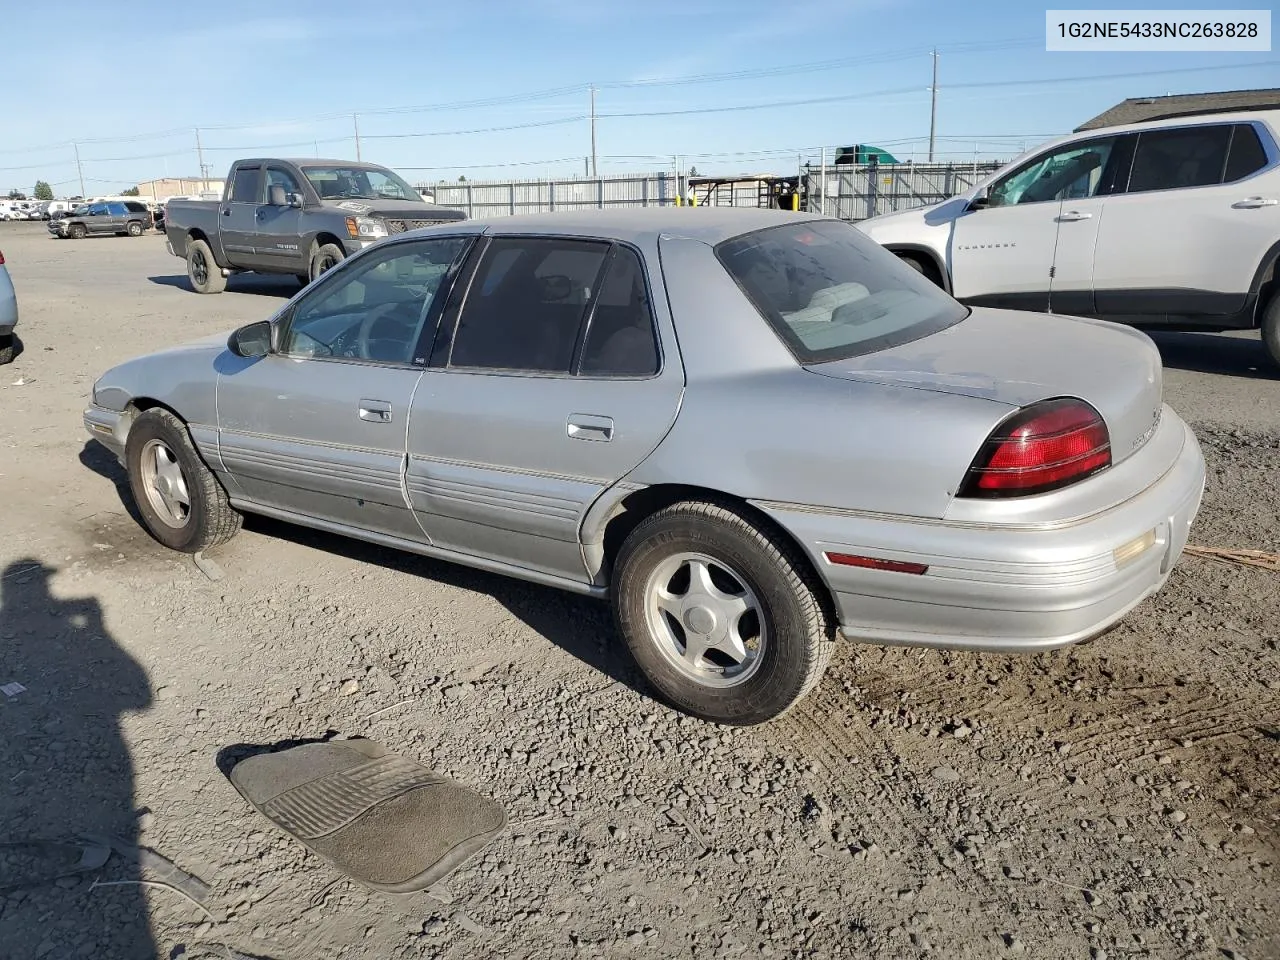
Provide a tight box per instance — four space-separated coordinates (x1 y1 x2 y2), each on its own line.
317 198 466 220
806 307 1165 465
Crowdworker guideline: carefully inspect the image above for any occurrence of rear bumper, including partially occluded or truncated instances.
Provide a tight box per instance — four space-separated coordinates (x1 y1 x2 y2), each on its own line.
756 413 1206 653
0 290 15 336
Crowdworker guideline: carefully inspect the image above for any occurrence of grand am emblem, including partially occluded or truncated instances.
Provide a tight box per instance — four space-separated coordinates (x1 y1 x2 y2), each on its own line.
1132 408 1162 451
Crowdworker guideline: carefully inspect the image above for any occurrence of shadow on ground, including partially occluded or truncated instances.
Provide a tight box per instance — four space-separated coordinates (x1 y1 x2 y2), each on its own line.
242 514 644 695
0 559 156 958
147 274 300 299
77 438 642 699
1147 329 1279 381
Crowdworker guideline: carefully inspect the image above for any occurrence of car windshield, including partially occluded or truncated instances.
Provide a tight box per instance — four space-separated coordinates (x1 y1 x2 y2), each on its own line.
715 220 968 363
300 166 421 202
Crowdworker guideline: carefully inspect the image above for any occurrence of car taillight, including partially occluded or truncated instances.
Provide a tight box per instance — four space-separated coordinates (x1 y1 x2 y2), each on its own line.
958 398 1111 498
0 250 5 265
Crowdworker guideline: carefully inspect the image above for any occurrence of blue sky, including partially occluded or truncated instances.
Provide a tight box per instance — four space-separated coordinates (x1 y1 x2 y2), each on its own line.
2 0 1276 195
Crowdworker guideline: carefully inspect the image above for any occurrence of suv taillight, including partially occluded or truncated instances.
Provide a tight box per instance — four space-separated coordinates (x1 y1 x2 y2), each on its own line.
0 249 5 265
958 398 1111 498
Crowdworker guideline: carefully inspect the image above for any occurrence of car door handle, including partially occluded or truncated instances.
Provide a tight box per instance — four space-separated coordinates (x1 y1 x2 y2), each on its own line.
358 399 393 423
222 207 232 216
1232 196 1279 209
1056 210 1093 222
566 414 614 442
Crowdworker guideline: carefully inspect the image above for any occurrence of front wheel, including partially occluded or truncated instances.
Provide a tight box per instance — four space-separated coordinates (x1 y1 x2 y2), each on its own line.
68 223 86 240
612 501 834 725
309 243 345 283
124 408 242 553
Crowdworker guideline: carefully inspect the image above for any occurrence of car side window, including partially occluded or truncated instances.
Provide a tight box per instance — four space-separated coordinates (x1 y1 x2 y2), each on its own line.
107 202 127 216
265 167 301 197
281 237 470 365
987 137 1116 207
125 201 147 213
231 167 261 203
1126 124 1232 193
578 246 659 377
1224 124 1270 182
449 237 609 374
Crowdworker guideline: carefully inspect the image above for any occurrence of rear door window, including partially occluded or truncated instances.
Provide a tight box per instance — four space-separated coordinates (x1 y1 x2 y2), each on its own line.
449 237 610 373
1126 124 1233 193
717 220 967 363
578 246 660 377
1224 124 1270 182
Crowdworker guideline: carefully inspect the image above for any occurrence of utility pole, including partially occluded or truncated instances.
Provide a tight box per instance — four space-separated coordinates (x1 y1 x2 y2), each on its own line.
589 86 597 178
353 114 362 161
928 49 938 163
194 128 207 187
73 142 85 198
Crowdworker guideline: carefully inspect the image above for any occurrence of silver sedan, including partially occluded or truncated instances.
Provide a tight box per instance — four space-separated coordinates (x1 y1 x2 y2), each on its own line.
84 209 1205 724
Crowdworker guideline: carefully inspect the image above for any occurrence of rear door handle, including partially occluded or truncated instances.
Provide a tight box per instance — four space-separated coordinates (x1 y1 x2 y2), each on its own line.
1056 210 1093 222
566 414 614 442
358 399 393 423
1232 196 1279 209
222 207 232 216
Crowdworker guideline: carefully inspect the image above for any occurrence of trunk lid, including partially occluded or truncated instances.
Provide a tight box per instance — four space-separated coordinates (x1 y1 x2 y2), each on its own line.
806 307 1165 465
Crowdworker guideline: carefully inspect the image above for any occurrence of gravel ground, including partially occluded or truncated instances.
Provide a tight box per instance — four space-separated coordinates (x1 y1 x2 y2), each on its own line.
0 221 1276 960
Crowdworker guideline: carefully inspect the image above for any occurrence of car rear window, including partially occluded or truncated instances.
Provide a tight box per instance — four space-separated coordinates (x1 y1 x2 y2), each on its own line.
715 220 968 363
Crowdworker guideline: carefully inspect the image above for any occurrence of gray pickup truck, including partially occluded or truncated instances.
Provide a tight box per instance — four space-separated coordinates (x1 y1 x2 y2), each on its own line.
164 157 466 293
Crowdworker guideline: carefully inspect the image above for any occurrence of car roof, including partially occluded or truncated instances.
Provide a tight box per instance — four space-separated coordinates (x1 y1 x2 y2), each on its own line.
247 158 395 169
1030 108 1278 154
472 207 827 245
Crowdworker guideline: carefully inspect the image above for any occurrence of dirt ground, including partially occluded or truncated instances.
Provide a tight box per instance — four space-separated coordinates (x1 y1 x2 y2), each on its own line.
0 220 1276 960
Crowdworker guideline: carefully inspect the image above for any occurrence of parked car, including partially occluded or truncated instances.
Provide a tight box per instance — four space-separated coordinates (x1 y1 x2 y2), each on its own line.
49 201 153 239
163 157 466 292
858 109 1280 365
84 209 1205 724
0 246 17 364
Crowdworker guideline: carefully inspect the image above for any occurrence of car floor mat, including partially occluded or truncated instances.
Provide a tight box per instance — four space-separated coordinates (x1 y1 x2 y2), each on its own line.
226 738 505 895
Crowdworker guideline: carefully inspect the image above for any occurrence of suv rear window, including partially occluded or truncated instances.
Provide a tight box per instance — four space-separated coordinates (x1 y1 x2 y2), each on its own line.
715 220 967 363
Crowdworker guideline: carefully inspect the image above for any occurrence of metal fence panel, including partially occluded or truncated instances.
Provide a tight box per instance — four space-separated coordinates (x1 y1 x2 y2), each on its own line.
417 162 1006 221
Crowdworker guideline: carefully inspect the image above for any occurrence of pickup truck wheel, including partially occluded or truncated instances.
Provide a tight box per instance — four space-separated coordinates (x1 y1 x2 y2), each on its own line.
125 408 242 553
68 223 86 240
126 221 144 237
309 243 345 283
186 239 227 294
1262 291 1280 368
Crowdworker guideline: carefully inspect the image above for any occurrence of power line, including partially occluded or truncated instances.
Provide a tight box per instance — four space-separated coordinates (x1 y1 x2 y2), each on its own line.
0 37 1040 156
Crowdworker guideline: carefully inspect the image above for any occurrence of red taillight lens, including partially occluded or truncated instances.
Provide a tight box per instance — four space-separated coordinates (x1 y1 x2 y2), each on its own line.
959 398 1111 498
0 249 5 265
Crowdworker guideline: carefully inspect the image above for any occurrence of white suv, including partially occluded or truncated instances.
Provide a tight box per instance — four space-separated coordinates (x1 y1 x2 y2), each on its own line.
857 110 1280 365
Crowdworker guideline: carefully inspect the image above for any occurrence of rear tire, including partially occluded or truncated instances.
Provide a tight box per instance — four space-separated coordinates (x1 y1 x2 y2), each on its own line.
127 221 143 237
896 251 943 288
124 408 241 553
186 238 227 294
1262 291 1280 368
0 334 14 365
612 500 835 725
309 243 345 283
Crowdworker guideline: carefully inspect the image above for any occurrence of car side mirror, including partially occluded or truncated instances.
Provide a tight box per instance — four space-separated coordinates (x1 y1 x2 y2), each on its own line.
228 320 273 358
968 193 989 211
288 192 303 209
